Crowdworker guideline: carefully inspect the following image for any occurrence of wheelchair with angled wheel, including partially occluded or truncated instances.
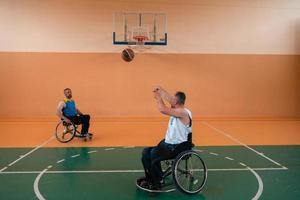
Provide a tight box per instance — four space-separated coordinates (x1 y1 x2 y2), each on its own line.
55 120 92 143
136 133 207 195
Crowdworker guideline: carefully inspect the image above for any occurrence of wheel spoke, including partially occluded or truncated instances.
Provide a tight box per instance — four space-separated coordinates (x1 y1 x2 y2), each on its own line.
55 122 76 143
173 151 207 194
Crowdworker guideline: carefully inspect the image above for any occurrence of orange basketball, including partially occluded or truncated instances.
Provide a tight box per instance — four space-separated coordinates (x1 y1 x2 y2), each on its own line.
122 48 135 62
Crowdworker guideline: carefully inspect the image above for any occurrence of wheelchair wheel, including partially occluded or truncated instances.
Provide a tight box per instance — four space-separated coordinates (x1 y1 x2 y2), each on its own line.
55 121 76 143
172 150 207 195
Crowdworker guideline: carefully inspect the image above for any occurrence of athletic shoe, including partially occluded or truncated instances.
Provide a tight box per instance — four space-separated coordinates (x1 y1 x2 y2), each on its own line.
149 182 162 191
137 177 150 189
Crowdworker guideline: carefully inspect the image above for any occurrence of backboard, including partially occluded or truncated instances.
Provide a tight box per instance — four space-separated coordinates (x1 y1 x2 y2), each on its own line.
113 12 167 46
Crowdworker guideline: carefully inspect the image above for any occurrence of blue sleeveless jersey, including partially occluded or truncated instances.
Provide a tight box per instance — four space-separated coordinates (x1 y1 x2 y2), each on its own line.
63 99 77 117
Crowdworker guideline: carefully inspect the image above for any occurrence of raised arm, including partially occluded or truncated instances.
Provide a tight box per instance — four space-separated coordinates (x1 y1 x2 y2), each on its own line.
154 90 186 118
56 101 71 123
154 86 177 106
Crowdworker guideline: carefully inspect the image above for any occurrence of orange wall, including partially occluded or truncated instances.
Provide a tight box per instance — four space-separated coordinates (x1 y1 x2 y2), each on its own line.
0 52 299 118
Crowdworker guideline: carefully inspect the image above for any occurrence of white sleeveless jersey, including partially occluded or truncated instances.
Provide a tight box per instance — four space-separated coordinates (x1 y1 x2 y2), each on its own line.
164 108 192 144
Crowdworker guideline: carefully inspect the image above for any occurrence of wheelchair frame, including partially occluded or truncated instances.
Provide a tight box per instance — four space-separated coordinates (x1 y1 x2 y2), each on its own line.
161 150 207 194
55 120 92 143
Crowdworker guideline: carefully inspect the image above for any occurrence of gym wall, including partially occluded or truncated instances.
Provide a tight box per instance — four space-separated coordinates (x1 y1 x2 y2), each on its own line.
0 0 299 119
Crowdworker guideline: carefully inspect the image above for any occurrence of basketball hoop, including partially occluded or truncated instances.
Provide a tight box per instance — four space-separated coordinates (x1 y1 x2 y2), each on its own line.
133 35 149 46
129 35 151 52
128 26 151 51
113 12 168 47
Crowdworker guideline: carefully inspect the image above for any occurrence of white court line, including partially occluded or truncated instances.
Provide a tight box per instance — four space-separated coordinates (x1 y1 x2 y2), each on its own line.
71 154 80 158
247 167 263 200
33 168 47 200
209 152 219 156
194 149 203 152
202 122 287 169
87 150 97 154
0 167 8 172
56 159 65 164
0 135 55 172
239 162 247 167
0 167 288 174
104 148 115 151
225 156 234 161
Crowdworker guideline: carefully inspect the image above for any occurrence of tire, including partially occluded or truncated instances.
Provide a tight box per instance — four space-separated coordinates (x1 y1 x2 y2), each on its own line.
55 121 76 143
172 150 207 194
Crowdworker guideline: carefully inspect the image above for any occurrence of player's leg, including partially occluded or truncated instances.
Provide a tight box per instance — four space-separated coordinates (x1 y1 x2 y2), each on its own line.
138 147 153 188
149 147 165 189
141 147 153 178
78 114 90 135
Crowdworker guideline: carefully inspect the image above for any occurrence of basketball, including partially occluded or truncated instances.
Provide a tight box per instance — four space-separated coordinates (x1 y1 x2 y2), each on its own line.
122 48 135 62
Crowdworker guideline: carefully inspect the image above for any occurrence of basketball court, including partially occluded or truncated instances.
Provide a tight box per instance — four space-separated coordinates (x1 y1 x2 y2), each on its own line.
1 0 300 199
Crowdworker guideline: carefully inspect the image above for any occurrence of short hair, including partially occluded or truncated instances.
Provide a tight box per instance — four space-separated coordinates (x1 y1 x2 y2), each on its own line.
175 91 186 105
64 88 71 92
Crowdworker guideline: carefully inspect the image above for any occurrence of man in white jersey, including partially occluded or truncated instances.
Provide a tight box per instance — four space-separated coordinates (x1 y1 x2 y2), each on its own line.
137 86 192 190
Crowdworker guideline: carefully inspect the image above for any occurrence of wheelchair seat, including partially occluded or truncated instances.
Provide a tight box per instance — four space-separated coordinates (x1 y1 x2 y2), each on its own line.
157 132 194 160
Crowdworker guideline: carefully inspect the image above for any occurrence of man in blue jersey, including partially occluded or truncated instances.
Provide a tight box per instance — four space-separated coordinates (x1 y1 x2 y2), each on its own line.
56 88 91 136
137 86 192 190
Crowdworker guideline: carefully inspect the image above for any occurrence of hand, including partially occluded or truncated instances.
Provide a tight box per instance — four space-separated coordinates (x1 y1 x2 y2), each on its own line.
153 88 159 92
153 90 162 100
153 86 162 92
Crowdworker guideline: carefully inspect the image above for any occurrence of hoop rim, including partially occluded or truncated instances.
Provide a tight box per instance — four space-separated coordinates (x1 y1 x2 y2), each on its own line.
133 35 149 42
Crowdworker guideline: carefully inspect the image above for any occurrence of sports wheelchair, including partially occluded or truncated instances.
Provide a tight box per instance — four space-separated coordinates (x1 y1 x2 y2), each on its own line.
55 120 92 143
136 133 207 195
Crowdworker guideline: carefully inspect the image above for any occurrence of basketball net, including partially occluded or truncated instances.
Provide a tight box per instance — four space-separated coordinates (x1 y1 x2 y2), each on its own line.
129 26 151 52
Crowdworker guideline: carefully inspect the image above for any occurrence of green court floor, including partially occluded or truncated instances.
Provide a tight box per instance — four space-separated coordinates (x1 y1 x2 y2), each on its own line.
0 145 299 199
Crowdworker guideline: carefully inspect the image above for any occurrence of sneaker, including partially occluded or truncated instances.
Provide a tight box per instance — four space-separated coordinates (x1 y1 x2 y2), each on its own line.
140 180 150 189
79 134 87 138
137 177 150 189
149 183 162 191
80 133 93 137
137 177 147 183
